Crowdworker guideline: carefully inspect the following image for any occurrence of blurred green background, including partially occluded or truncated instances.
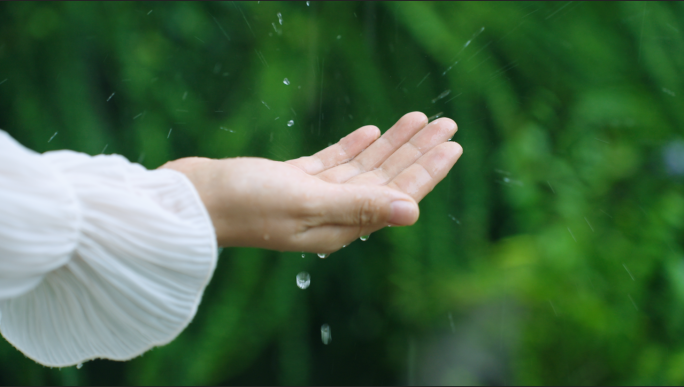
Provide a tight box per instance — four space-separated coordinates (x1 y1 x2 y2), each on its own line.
1 1 684 385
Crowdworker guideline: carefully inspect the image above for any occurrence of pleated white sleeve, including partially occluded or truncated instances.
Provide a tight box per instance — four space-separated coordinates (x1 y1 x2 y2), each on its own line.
0 130 218 367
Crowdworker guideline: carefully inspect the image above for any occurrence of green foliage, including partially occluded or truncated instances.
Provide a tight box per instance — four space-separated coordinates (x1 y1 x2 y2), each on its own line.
1 1 683 385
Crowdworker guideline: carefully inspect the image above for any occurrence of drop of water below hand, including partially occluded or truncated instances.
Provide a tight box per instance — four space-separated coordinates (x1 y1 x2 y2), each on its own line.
76 363 83 369
321 324 332 345
296 272 311 289
317 253 327 258
360 234 370 241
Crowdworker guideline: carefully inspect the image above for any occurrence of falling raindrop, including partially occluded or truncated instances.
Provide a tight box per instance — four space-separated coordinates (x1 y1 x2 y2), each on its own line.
428 112 443 121
306 1 310 5
277 12 283 25
317 253 327 258
76 363 83 369
287 120 295 127
431 89 451 103
296 272 311 289
106 92 115 102
283 78 290 85
448 214 461 225
321 324 332 345
360 234 370 241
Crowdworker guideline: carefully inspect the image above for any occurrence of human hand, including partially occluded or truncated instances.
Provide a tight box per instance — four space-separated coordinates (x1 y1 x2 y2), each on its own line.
160 112 462 254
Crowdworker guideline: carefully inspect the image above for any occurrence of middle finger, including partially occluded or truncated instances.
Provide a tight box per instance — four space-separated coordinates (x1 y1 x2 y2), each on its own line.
346 117 457 186
316 111 428 183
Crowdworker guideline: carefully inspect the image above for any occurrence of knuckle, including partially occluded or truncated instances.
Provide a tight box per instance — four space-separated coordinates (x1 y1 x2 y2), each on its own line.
357 198 381 226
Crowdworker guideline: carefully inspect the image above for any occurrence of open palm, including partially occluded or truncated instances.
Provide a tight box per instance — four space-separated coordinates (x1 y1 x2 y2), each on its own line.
162 112 462 253
287 112 460 204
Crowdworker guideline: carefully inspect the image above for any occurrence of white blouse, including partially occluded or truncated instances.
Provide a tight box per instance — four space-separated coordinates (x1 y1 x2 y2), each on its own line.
0 130 217 367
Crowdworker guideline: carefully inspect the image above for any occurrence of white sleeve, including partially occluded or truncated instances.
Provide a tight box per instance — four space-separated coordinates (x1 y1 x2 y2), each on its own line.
0 130 217 367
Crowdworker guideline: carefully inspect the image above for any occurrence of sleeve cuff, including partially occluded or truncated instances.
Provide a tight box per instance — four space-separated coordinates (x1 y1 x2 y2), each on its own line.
0 152 218 367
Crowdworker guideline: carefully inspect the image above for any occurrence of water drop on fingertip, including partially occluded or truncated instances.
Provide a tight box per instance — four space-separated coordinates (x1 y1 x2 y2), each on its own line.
317 253 327 258
360 235 370 241
76 363 83 369
301 253 305 258
296 272 311 289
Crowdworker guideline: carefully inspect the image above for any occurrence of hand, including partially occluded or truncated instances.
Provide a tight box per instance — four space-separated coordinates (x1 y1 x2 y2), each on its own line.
160 112 462 254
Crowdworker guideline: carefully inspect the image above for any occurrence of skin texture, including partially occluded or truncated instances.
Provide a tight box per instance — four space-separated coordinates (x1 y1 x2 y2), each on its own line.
160 112 463 254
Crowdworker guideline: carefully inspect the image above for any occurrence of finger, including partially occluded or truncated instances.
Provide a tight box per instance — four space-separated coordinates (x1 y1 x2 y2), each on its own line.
316 112 428 183
286 125 380 175
345 117 457 186
386 142 463 202
298 184 420 253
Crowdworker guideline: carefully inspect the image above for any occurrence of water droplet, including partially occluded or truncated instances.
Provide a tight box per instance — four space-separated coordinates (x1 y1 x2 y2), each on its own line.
277 12 283 25
283 78 290 85
360 235 370 241
448 214 461 225
306 1 309 5
317 253 327 258
428 112 443 121
503 177 510 183
301 253 305 258
76 363 83 369
431 89 451 103
342 245 346 248
321 324 332 345
287 120 294 127
296 272 311 289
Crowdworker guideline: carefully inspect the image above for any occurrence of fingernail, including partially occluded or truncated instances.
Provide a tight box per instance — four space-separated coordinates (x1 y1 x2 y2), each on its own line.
389 201 418 226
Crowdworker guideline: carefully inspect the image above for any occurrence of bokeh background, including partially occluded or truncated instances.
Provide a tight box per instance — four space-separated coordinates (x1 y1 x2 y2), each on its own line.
1 1 684 385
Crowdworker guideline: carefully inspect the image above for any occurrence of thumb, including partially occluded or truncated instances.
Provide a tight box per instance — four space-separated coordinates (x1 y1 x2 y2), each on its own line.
321 184 419 229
